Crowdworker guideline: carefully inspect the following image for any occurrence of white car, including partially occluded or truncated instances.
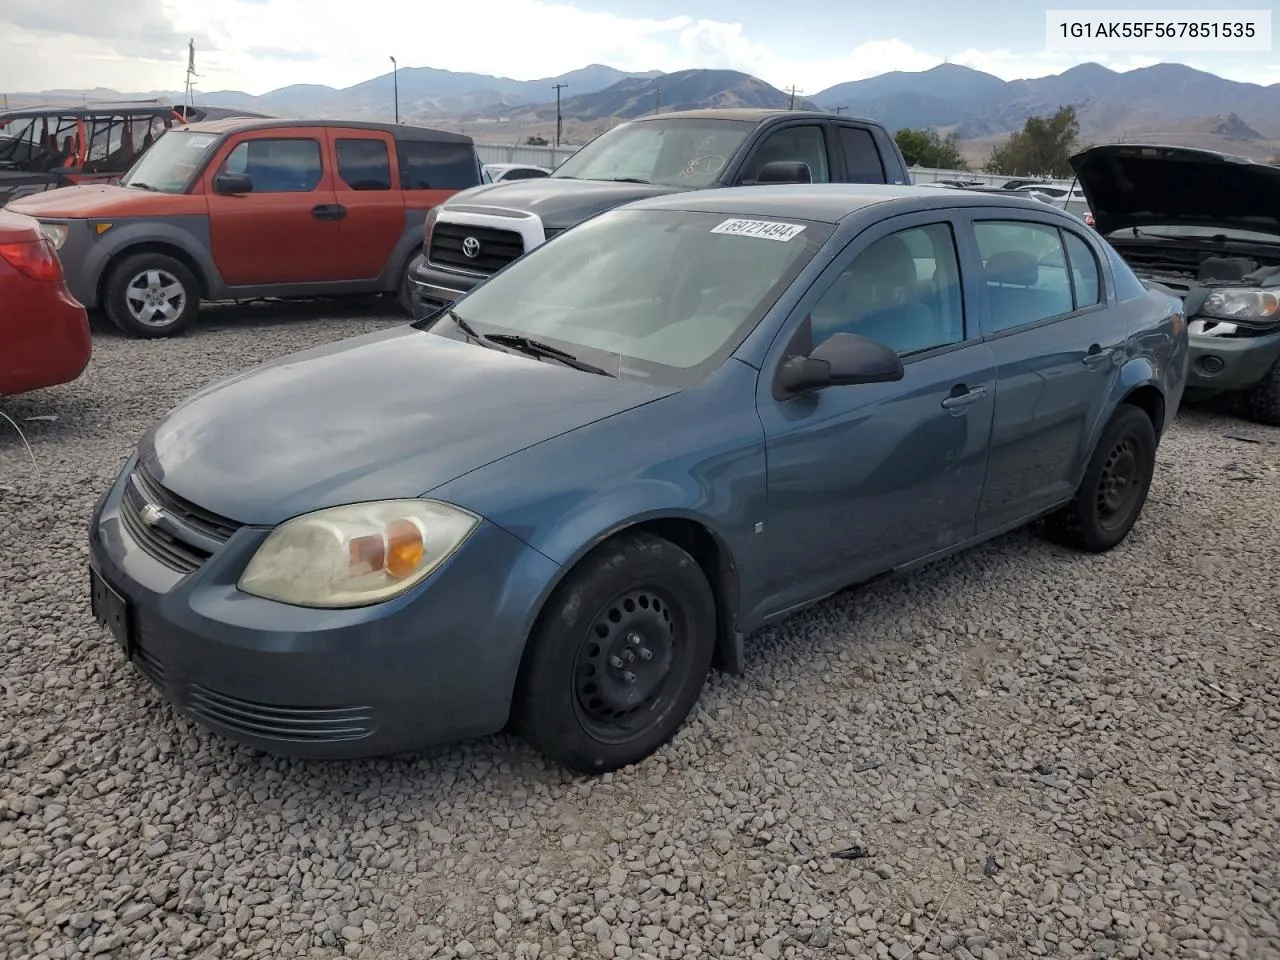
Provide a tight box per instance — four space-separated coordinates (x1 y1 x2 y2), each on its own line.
481 163 552 183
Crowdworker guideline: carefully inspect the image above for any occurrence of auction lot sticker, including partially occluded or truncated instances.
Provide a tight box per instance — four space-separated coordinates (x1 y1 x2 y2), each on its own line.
711 219 807 242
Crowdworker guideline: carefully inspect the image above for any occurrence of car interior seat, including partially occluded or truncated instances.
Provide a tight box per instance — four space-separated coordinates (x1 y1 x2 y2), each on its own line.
983 250 1071 330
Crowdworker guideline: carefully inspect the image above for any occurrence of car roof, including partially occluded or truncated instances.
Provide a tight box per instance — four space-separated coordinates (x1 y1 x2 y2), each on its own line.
628 108 879 126
620 183 1075 223
0 101 180 121
179 117 474 143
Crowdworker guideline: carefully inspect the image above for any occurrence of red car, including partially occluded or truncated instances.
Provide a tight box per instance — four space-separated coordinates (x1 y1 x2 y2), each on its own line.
0 208 91 396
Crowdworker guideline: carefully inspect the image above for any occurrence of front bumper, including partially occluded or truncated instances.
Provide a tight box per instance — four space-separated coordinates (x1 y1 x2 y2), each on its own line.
1187 326 1280 392
406 253 481 320
87 459 561 759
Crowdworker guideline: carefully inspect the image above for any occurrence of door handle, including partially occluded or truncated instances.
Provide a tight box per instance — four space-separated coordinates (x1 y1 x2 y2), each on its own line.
1082 344 1118 367
311 203 347 221
940 384 987 409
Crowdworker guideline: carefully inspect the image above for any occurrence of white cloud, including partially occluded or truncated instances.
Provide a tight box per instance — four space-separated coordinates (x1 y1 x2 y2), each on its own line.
0 0 1273 96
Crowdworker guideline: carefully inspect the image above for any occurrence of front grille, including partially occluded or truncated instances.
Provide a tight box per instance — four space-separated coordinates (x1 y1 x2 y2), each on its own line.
119 463 241 575
185 684 375 743
429 223 524 274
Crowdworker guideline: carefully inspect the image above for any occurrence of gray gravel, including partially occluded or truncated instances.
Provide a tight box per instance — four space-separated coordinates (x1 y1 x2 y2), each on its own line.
2 301 1279 960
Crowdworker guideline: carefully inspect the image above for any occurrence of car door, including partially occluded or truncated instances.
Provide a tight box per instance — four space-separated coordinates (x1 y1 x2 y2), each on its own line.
752 213 997 619
326 128 407 281
204 127 339 286
734 120 837 185
962 212 1124 532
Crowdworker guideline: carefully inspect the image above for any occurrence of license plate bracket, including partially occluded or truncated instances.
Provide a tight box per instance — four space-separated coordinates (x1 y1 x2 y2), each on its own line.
89 566 134 658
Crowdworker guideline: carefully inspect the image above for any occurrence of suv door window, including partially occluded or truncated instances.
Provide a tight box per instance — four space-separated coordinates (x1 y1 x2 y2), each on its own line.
810 222 966 356
223 138 323 192
838 125 886 183
973 221 1074 332
742 125 830 183
335 137 391 190
398 140 478 189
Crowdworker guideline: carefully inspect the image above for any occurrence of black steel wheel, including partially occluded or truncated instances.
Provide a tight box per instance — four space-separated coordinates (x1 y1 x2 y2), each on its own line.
512 531 716 774
1041 404 1157 552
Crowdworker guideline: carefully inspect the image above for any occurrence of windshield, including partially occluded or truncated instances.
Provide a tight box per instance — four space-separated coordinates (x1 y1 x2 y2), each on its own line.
120 129 220 192
550 119 753 188
1107 224 1280 245
429 208 833 384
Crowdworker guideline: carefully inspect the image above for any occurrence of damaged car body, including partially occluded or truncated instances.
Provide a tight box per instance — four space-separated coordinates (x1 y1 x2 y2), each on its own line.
1070 144 1280 423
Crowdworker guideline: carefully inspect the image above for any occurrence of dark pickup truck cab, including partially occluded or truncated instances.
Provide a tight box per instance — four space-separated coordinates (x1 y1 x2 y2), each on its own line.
407 108 911 316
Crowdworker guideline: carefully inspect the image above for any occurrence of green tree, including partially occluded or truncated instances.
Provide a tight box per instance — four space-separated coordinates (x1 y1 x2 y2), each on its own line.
984 106 1080 178
894 128 968 169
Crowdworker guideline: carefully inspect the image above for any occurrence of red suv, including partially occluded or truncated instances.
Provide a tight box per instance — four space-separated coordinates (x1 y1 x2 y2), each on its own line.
8 119 482 337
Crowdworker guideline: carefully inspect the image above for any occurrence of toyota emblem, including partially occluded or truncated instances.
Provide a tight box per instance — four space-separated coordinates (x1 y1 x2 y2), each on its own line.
139 503 164 527
461 236 482 259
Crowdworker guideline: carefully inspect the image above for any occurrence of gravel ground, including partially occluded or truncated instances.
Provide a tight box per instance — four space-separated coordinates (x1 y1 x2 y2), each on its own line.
2 301 1278 960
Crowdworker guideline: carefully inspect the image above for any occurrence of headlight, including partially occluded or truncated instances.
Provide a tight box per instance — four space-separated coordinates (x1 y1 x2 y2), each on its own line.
421 205 442 252
1199 288 1279 323
38 222 68 250
238 499 480 608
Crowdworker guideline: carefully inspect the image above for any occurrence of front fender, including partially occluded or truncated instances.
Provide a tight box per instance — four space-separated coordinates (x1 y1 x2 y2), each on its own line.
80 216 220 305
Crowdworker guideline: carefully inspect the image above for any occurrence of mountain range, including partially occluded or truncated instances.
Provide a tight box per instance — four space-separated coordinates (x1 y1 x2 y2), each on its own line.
10 60 1280 161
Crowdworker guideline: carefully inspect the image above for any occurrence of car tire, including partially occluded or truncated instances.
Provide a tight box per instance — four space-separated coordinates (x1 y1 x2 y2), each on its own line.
1041 404 1157 553
512 531 717 775
103 252 200 339
1239 358 1280 426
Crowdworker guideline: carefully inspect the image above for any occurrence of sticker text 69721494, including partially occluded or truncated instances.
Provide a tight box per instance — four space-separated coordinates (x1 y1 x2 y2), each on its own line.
710 219 807 242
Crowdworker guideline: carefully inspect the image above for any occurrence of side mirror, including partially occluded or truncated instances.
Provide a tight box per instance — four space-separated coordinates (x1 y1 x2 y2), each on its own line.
776 332 905 397
213 171 253 195
741 160 813 186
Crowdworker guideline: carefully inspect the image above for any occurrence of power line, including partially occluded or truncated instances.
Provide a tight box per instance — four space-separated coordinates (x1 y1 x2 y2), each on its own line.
552 82 568 147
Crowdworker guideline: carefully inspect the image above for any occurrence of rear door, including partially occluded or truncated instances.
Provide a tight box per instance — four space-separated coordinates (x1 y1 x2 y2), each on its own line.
326 128 406 281
205 126 338 285
961 212 1124 532
833 122 890 184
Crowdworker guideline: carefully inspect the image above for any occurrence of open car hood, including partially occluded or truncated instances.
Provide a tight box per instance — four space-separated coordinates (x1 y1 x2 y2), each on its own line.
1068 144 1280 239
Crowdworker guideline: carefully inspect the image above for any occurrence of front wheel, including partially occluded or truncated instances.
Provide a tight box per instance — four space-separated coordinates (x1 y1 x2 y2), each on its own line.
1239 358 1280 426
103 253 200 338
512 531 717 774
1041 404 1157 552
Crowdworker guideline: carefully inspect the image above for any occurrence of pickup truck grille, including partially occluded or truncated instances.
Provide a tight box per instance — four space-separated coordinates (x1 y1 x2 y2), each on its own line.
429 223 525 274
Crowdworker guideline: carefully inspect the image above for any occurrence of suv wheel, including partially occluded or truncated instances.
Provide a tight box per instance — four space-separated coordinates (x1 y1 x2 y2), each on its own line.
1239 359 1280 426
104 253 200 338
1040 404 1157 553
511 531 717 774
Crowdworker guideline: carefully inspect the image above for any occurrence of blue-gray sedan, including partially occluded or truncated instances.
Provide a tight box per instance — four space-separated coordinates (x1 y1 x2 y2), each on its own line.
88 184 1189 773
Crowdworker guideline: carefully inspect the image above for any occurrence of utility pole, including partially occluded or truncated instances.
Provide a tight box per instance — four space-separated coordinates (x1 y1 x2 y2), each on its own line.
833 105 848 115
654 88 661 115
389 56 399 123
785 86 802 110
552 82 568 147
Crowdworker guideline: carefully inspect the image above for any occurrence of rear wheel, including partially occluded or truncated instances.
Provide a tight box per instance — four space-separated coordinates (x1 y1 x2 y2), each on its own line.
1239 358 1280 426
512 531 717 774
103 252 200 338
1041 404 1157 552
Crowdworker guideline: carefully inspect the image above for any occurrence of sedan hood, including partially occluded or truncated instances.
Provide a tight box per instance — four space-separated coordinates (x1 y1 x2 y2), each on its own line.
139 325 676 526
1069 144 1280 238
444 176 684 229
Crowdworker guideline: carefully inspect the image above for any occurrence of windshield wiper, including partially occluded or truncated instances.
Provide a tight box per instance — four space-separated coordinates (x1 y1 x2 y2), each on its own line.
445 307 486 344
127 181 158 191
595 177 651 184
482 333 616 377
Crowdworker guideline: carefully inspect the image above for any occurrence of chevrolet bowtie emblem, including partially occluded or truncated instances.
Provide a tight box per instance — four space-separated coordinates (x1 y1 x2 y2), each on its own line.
139 503 164 527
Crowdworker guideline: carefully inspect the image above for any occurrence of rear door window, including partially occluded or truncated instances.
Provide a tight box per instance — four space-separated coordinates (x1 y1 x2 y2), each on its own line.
335 138 392 190
837 125 886 183
398 140 479 189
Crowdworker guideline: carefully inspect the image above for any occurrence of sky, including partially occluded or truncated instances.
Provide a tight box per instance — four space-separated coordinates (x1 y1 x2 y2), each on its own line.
0 0 1276 97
